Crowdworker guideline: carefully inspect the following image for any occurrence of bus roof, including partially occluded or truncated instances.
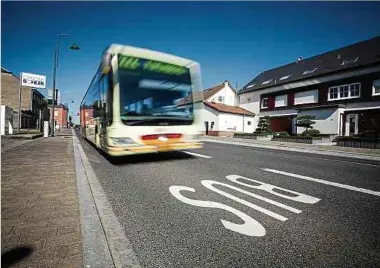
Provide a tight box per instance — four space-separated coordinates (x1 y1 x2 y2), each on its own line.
105 44 198 68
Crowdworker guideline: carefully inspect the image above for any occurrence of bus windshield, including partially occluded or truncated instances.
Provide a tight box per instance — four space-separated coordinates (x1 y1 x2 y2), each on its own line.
118 55 194 126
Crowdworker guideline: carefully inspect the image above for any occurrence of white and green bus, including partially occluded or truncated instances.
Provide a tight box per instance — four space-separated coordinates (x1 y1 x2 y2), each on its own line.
80 44 204 156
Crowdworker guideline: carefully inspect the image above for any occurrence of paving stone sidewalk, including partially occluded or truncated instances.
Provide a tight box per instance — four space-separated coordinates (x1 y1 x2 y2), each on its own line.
202 136 380 157
1 133 83 267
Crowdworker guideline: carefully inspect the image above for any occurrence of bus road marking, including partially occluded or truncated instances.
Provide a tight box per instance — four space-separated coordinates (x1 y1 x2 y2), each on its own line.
183 151 213 159
262 168 380 197
169 174 320 237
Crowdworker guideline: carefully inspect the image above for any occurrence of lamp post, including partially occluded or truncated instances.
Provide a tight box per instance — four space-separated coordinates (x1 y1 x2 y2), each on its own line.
51 34 80 136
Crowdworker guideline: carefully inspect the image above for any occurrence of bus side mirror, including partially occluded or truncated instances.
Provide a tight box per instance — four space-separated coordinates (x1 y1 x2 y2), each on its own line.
102 53 112 74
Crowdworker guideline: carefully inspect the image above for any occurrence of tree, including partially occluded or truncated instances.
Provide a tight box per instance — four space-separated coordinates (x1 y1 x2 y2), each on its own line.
254 116 271 134
296 115 316 131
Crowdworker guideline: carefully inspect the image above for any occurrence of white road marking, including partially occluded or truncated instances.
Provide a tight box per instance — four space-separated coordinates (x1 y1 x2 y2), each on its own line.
226 175 320 204
262 168 380 197
183 151 213 158
169 185 266 237
201 180 300 215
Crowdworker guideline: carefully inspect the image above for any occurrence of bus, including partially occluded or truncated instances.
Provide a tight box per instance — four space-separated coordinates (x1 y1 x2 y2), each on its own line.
80 44 204 156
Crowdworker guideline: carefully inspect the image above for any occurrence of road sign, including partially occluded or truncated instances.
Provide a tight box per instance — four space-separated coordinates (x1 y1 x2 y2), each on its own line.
21 72 46 89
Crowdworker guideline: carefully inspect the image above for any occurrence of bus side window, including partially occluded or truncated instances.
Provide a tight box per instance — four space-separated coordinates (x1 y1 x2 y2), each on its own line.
106 71 113 126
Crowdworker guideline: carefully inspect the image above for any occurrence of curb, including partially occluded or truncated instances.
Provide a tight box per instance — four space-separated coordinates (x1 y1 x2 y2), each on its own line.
201 138 380 162
6 133 43 140
72 130 141 268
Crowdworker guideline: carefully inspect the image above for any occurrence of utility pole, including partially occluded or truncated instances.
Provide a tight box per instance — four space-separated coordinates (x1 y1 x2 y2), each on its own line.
17 73 23 133
50 34 80 136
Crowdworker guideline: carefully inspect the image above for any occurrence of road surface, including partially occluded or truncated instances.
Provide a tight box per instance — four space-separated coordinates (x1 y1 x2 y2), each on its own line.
77 133 380 268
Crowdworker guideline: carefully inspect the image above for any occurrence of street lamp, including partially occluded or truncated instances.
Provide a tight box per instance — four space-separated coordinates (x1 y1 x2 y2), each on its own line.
51 34 80 137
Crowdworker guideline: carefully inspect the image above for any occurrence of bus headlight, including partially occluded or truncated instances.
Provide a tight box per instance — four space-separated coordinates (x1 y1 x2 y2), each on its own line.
109 137 140 146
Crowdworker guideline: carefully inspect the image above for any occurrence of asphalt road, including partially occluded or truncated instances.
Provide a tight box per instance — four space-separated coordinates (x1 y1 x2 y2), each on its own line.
77 134 380 268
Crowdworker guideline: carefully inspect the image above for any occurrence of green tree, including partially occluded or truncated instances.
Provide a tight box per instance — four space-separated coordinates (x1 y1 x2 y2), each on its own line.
296 115 316 131
254 116 271 134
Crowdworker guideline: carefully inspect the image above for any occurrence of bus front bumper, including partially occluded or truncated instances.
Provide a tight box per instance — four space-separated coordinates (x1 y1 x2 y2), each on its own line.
106 142 203 157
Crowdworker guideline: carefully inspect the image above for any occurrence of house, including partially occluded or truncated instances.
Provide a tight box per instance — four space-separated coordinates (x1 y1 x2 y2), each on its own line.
1 67 49 130
238 36 380 137
178 81 255 136
50 104 69 129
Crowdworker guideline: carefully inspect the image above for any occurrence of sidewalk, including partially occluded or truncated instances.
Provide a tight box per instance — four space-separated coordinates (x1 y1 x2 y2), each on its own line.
1 133 83 267
201 136 380 161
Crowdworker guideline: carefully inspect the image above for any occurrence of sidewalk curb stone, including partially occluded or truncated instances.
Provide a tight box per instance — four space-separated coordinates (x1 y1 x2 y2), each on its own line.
72 130 141 268
201 138 380 162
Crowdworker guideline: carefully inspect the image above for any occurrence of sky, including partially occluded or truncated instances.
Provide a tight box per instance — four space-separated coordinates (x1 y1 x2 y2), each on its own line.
2 1 380 122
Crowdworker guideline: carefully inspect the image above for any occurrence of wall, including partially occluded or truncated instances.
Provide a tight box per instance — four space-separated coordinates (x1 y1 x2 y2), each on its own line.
51 107 68 128
1 72 33 111
218 113 255 133
200 106 219 132
206 82 236 106
297 108 339 135
239 91 261 130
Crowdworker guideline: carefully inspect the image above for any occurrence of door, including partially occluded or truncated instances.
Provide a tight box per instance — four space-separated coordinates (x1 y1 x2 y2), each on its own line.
345 114 358 136
204 121 209 135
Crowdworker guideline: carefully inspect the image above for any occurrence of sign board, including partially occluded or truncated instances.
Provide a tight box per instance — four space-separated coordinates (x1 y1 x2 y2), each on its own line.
48 89 60 105
21 72 46 89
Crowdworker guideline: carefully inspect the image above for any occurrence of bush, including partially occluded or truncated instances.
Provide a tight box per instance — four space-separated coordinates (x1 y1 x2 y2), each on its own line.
255 116 272 134
296 115 316 131
301 129 320 137
355 130 379 138
335 136 380 142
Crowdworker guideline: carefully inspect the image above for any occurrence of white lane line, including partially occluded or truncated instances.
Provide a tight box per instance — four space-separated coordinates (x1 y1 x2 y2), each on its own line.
183 151 213 158
262 168 380 197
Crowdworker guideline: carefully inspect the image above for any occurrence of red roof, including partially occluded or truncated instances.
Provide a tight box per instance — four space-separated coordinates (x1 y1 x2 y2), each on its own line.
176 81 235 107
204 101 255 116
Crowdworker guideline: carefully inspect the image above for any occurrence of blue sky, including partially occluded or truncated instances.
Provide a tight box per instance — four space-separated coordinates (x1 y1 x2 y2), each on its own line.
2 1 380 120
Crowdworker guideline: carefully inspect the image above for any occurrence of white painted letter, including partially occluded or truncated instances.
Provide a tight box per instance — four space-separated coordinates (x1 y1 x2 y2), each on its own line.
201 180 288 221
169 186 266 237
226 175 320 204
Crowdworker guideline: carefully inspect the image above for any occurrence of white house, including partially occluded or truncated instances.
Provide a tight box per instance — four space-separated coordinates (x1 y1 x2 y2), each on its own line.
200 81 255 136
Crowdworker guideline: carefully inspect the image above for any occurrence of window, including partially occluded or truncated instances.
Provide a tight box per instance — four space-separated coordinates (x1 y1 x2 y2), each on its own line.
341 57 359 66
329 87 338 100
340 85 349 98
328 83 360 101
262 79 273 85
218 96 224 102
54 111 58 116
294 89 318 105
302 68 318 75
350 83 360 97
373 79 380 96
247 84 255 88
261 97 268 108
275 94 287 107
247 121 251 125
280 74 292 81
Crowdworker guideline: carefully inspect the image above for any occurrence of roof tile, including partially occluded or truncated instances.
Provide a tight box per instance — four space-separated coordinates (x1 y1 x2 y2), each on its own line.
241 36 380 93
204 101 254 116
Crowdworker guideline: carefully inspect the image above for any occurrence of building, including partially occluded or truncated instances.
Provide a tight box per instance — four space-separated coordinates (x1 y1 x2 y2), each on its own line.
1 67 49 130
238 36 380 137
178 81 255 136
50 104 69 129
79 107 94 128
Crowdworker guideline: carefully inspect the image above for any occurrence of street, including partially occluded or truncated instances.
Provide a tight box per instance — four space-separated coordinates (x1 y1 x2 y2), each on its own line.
76 131 380 268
